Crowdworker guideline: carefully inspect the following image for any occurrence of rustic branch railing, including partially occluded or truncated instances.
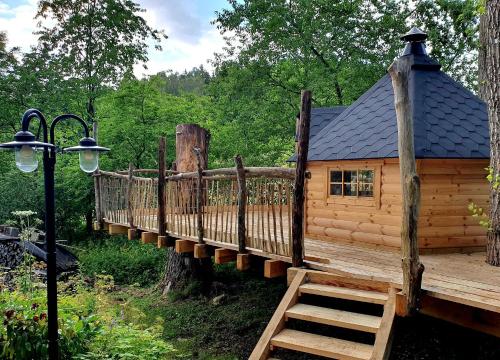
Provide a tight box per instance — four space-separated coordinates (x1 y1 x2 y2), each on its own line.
96 166 295 257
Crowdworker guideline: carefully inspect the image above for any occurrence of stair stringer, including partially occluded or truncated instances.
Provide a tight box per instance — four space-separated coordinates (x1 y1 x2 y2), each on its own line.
370 288 396 360
249 269 307 360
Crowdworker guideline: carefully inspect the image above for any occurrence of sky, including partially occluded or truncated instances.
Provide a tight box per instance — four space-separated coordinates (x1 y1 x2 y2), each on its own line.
0 0 232 76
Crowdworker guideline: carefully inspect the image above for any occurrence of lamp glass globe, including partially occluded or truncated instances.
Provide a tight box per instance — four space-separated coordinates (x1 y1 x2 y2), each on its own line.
79 149 98 173
15 145 38 173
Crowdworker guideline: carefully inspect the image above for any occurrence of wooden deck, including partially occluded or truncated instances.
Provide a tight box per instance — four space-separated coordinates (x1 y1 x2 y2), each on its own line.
304 239 500 315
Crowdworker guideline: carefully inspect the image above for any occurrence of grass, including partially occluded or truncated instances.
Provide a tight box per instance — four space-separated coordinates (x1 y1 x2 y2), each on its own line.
109 264 287 359
77 235 166 286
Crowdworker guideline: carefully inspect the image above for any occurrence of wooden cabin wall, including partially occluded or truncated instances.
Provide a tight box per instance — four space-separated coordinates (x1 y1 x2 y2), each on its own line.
305 159 403 248
306 158 489 250
418 159 489 249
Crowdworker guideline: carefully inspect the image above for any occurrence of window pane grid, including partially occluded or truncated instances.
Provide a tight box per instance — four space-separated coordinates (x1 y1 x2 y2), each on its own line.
329 169 374 198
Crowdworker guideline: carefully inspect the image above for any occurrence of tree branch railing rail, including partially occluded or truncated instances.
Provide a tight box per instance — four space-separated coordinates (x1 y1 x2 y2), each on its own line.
96 166 297 258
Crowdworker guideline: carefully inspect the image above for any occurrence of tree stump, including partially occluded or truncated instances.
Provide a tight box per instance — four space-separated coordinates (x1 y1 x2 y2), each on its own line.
160 124 213 294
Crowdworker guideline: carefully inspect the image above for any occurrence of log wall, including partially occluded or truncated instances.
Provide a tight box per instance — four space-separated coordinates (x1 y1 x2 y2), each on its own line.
418 159 489 249
305 158 489 249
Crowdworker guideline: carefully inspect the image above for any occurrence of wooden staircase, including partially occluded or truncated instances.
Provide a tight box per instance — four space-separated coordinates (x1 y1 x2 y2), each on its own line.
250 269 396 360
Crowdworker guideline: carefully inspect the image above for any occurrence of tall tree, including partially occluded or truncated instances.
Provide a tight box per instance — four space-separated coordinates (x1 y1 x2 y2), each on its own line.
35 0 166 232
35 0 167 136
210 0 481 167
482 0 500 266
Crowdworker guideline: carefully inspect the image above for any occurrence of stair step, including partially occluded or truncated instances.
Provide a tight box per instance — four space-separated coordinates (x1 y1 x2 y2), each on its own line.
299 283 388 305
286 303 381 333
271 329 373 360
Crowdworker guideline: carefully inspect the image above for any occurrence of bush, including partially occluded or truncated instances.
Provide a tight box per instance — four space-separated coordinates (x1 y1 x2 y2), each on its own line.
0 289 101 360
75 324 175 360
1 281 175 359
78 236 165 286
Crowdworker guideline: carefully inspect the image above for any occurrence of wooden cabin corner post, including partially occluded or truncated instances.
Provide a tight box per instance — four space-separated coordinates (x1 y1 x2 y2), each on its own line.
194 147 204 244
158 137 167 238
235 155 247 253
389 56 425 315
292 90 311 267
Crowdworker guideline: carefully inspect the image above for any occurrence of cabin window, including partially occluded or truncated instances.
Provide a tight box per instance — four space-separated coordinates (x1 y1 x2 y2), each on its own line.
329 169 374 197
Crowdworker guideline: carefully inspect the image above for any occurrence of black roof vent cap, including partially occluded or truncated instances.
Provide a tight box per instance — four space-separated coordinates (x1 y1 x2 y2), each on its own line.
401 27 428 56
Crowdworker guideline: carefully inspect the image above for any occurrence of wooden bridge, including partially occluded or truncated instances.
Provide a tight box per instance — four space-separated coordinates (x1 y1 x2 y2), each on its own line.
96 166 297 259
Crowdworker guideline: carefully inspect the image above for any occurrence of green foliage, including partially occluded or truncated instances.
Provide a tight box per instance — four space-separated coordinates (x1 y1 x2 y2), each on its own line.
35 0 167 120
1 279 176 359
413 0 480 89
78 236 166 286
0 289 101 359
470 166 497 229
97 72 213 170
486 166 500 190
75 324 175 360
469 201 490 228
118 264 287 359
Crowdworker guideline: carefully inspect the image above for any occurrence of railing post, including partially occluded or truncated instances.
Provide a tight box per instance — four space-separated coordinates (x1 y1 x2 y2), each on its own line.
127 163 135 229
235 155 247 253
158 136 167 237
292 90 311 268
389 54 424 315
194 147 204 244
94 170 102 229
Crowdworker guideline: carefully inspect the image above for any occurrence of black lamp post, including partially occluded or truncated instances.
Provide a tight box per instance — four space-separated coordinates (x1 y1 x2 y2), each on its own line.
0 109 109 359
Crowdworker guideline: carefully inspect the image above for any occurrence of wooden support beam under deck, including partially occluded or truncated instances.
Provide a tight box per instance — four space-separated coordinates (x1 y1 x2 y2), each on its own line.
194 244 211 259
421 295 500 338
175 239 195 253
215 248 237 264
264 260 288 278
237 253 251 271
128 228 139 240
157 235 175 248
108 224 128 235
141 232 157 244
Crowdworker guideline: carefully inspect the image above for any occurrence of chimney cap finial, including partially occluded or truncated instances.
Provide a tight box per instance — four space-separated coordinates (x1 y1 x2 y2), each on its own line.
401 27 428 42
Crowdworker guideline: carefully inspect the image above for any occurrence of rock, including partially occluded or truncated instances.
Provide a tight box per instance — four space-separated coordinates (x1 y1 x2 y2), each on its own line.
211 294 227 306
210 281 228 296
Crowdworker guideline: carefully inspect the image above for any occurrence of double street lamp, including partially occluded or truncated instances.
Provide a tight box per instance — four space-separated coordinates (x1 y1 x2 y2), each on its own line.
0 109 109 359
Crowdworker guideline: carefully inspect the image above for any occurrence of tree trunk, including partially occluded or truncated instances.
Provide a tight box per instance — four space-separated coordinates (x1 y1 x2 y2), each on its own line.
478 11 488 101
158 137 166 237
389 56 425 314
160 124 213 293
292 90 311 267
484 1 500 266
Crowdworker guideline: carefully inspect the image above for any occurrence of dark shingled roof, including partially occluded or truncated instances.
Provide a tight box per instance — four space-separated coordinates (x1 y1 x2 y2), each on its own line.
307 30 489 161
309 107 348 139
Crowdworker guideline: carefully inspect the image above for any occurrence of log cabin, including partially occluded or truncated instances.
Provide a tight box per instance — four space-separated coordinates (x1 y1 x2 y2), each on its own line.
302 28 490 252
